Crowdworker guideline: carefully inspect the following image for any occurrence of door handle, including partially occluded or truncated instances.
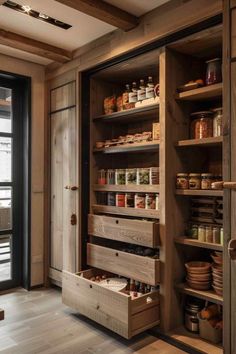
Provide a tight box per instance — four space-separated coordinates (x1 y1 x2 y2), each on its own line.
64 185 78 191
71 214 77 225
212 181 236 190
228 239 236 260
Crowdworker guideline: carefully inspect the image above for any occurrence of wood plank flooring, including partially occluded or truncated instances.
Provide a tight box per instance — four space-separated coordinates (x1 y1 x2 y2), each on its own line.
0 287 186 354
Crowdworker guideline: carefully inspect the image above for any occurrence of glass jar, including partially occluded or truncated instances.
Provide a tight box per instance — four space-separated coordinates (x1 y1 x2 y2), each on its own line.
125 168 137 185
220 227 224 245
176 173 189 189
106 169 115 185
98 169 106 185
212 107 223 137
198 225 206 242
189 173 201 190
145 194 156 210
116 193 125 207
134 193 145 209
115 169 126 185
125 193 134 208
205 226 213 243
155 194 159 210
107 192 116 206
137 168 150 185
189 224 198 239
201 173 214 190
206 58 222 86
190 111 213 139
213 227 220 244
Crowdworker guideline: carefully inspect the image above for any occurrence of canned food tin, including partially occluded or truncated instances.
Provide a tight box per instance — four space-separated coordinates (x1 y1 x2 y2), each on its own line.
135 193 145 209
107 169 115 184
98 169 106 185
116 193 125 207
125 193 134 208
115 169 126 185
145 194 156 209
125 168 137 185
107 192 116 206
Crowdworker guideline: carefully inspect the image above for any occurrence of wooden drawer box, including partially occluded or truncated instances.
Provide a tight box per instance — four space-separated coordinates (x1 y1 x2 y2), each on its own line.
62 268 160 339
87 243 160 286
88 214 160 248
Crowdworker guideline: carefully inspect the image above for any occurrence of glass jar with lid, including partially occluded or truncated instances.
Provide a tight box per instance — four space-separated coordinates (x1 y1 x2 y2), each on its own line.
176 173 189 189
206 58 222 86
212 107 223 137
201 173 214 190
189 173 201 190
190 111 213 139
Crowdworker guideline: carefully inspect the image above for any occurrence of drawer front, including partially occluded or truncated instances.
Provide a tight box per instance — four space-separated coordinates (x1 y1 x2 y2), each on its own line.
88 214 159 248
87 244 160 285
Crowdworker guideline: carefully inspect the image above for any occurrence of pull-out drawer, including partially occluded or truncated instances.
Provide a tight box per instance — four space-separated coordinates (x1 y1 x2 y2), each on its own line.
87 243 160 285
62 268 160 339
88 214 160 248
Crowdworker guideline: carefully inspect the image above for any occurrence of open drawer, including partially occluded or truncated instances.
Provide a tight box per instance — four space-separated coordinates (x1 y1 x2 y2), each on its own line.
88 214 160 248
87 243 160 286
62 268 160 339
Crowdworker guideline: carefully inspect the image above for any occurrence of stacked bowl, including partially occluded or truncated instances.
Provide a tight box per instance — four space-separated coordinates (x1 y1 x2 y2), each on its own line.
211 252 223 296
185 262 212 290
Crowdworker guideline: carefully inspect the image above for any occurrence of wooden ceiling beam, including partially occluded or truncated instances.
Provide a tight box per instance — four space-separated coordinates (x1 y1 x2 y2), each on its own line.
0 28 72 63
55 0 139 31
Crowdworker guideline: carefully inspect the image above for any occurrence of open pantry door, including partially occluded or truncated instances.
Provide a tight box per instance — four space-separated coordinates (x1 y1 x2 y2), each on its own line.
223 1 236 353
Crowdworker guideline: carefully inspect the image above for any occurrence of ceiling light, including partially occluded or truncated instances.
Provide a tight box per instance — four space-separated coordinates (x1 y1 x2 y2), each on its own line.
22 5 31 12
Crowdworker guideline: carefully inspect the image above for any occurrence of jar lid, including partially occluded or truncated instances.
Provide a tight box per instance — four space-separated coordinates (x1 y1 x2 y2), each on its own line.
189 173 201 177
177 173 188 176
201 173 214 177
191 111 213 117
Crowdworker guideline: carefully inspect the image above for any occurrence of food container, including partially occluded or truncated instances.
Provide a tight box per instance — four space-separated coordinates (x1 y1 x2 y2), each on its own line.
212 107 223 137
107 192 116 206
185 299 204 333
125 169 137 185
116 96 123 112
98 169 106 185
150 167 159 185
152 122 160 141
106 169 115 185
198 225 206 242
155 194 159 210
189 224 198 239
95 141 104 149
205 226 213 243
116 193 125 207
220 227 224 245
125 193 134 208
198 313 223 344
213 227 220 244
115 169 126 185
206 58 222 86
104 95 116 114
189 173 201 190
138 168 150 185
190 111 213 139
176 173 189 189
145 194 156 210
134 193 145 209
201 173 214 190
97 192 107 205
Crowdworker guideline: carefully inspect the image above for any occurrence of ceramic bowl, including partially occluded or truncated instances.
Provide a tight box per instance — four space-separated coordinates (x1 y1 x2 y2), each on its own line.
212 284 223 296
185 262 212 274
187 273 212 281
187 279 211 290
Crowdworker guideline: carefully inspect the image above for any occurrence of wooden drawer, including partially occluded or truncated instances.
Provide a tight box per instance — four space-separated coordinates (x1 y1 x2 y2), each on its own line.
88 214 160 248
87 243 160 286
62 268 160 339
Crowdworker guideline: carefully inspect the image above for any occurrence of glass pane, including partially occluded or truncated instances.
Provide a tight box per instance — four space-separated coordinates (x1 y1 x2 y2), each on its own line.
0 87 12 133
0 137 11 182
0 187 12 230
0 235 11 282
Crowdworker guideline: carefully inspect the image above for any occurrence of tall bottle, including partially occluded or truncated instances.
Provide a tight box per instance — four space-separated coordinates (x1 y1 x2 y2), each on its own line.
122 84 130 108
137 79 146 101
129 82 138 103
146 76 155 99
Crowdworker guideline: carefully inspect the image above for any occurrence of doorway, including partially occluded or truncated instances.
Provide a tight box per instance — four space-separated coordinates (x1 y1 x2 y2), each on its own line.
0 74 31 290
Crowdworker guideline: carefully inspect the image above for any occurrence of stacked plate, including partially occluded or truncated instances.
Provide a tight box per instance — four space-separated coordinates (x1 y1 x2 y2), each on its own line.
211 252 223 296
185 261 212 290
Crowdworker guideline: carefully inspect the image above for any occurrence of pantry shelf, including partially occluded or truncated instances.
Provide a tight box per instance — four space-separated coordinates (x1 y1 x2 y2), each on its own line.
175 83 222 101
93 102 159 123
93 184 160 193
176 189 223 197
93 141 159 154
176 136 223 147
174 237 223 251
176 283 223 305
92 204 159 219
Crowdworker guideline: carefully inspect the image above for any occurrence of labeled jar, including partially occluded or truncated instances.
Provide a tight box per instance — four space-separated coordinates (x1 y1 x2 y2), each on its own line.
150 167 159 185
190 111 213 139
201 173 214 190
205 226 213 243
106 169 115 185
145 194 156 210
189 224 198 239
189 173 201 190
135 193 145 209
137 168 150 185
125 168 137 185
206 58 222 86
176 173 189 189
115 169 126 185
125 193 134 208
107 192 116 206
116 193 125 207
198 225 206 242
98 169 106 185
212 107 223 137
97 192 107 205
213 227 220 244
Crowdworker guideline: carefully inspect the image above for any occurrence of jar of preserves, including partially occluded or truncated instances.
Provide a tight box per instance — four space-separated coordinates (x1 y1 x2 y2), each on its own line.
198 225 206 242
107 169 115 185
98 169 106 185
135 193 145 209
206 58 222 86
145 194 156 210
189 224 198 239
115 169 126 185
205 226 213 243
176 173 189 189
190 111 213 139
125 193 134 208
201 173 214 190
212 107 223 137
189 173 201 190
213 227 220 244
116 193 125 207
125 168 137 185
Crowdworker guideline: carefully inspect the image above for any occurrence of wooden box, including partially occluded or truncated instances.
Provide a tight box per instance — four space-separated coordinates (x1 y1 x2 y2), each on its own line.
87 243 160 286
62 268 160 339
88 214 160 248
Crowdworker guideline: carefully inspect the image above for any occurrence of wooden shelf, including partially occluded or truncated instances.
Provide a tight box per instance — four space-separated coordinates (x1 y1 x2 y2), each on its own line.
176 283 223 305
176 189 223 197
92 204 159 219
93 141 159 154
167 326 223 354
176 83 222 101
176 136 223 147
93 102 159 123
93 184 160 193
174 237 223 251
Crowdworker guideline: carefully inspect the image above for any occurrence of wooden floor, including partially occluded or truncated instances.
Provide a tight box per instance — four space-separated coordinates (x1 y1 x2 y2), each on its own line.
0 287 186 354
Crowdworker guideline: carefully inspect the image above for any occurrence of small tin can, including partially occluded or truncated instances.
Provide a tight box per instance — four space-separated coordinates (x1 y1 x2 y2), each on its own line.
97 192 107 205
116 193 125 207
135 193 145 208
125 193 134 208
107 169 115 184
107 192 116 206
137 168 150 185
213 227 220 244
125 168 137 185
115 169 126 185
150 167 159 185
145 194 156 209
98 169 106 185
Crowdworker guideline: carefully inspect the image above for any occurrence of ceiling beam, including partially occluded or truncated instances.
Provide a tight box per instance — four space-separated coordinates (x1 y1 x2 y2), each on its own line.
54 0 139 31
0 28 72 63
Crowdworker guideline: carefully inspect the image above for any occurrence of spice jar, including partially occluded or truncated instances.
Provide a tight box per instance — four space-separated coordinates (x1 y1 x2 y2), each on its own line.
213 227 220 244
190 111 213 139
107 169 115 184
116 193 125 207
107 192 116 206
176 173 189 189
125 193 134 208
198 225 206 242
189 174 201 190
115 169 126 185
135 193 145 208
205 226 213 243
206 58 222 86
125 168 137 185
212 107 223 137
137 168 150 185
98 169 106 185
201 173 214 190
145 194 156 210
